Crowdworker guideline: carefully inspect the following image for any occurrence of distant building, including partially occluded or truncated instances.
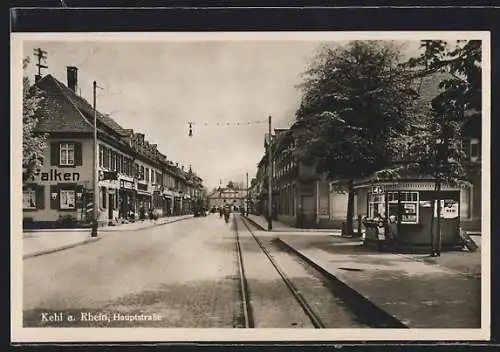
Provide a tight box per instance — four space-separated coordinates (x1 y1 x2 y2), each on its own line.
207 187 247 210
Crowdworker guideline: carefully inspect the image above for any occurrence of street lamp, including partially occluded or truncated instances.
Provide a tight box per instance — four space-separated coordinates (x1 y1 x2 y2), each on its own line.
267 115 273 230
91 80 99 237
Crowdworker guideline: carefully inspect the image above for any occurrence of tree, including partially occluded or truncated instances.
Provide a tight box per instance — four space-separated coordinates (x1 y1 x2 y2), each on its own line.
291 41 419 234
402 40 481 256
226 181 236 190
23 57 47 182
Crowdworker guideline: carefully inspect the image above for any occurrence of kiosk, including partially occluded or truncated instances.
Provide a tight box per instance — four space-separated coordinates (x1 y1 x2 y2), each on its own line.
353 177 461 248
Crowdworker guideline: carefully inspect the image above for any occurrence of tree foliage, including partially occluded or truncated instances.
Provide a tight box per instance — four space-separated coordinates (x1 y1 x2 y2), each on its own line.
396 40 482 186
292 41 419 181
291 41 420 233
23 57 48 182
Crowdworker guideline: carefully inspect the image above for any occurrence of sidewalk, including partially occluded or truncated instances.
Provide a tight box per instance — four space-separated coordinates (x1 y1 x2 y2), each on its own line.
23 215 193 259
98 215 192 232
278 234 481 328
245 214 342 235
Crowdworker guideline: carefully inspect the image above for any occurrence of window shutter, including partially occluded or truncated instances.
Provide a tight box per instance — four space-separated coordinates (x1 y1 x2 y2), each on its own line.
74 142 82 165
36 185 45 209
50 142 60 165
50 185 58 209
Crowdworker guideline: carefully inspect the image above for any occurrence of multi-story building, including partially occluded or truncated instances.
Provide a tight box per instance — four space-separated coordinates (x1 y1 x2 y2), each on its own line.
22 66 204 228
254 128 329 228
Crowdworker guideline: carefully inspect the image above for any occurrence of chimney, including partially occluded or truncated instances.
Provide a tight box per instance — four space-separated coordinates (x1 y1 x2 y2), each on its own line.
181 165 184 171
66 66 78 92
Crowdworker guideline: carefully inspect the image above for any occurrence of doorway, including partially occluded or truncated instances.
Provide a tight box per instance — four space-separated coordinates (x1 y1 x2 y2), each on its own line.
108 193 114 220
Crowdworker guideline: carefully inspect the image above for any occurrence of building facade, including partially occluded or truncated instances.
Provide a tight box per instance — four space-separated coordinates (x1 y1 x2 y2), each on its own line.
23 67 204 228
207 187 247 210
252 75 482 234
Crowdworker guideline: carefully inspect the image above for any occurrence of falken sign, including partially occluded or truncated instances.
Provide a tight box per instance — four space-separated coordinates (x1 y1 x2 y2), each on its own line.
31 169 81 182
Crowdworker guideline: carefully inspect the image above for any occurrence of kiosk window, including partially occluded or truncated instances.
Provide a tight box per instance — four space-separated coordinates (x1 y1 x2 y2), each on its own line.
369 191 419 223
391 191 419 223
368 193 386 218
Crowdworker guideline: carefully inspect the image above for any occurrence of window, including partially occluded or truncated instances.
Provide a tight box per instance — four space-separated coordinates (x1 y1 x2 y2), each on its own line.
23 189 36 209
368 191 419 224
99 145 104 167
470 138 480 161
60 189 75 209
108 149 112 170
60 143 75 166
111 151 117 171
103 147 109 168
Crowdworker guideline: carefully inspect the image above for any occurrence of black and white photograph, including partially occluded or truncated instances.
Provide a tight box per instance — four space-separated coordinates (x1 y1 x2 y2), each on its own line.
11 32 490 342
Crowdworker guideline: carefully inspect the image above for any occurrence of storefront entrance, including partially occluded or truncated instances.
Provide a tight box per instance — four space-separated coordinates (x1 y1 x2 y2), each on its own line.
108 194 114 220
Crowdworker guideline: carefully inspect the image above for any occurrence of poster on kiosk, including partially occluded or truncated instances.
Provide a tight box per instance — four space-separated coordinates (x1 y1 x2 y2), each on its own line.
434 199 459 219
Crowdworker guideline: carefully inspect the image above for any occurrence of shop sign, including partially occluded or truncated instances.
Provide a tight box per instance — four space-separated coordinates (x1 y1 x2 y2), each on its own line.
32 169 80 182
137 183 148 191
120 180 135 190
371 186 384 194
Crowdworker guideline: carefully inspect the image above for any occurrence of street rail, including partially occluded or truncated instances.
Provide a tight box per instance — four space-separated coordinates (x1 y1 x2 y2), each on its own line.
232 216 254 328
234 215 326 328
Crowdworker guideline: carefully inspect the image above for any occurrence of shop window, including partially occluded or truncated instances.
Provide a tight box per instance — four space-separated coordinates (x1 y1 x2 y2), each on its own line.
145 168 150 182
23 189 36 209
60 189 76 209
60 143 75 166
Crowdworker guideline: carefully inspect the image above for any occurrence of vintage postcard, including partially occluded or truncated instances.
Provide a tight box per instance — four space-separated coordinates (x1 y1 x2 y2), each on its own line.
11 31 490 342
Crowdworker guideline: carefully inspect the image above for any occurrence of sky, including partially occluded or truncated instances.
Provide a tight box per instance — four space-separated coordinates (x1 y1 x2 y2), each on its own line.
23 39 421 190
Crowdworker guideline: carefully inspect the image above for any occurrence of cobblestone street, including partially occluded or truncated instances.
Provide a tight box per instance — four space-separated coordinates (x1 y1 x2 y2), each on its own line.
23 215 240 328
22 213 482 330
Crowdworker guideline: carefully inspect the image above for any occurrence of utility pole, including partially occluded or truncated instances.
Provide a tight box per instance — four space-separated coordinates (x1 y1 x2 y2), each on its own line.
267 115 273 230
246 172 249 216
91 80 102 237
33 48 48 83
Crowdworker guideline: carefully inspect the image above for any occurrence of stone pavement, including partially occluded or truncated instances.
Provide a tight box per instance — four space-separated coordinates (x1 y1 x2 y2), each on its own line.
24 215 239 328
278 234 482 328
245 214 342 234
23 215 192 258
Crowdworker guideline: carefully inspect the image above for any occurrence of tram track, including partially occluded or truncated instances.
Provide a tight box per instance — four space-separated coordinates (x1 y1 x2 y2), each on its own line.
234 215 325 328
233 214 407 329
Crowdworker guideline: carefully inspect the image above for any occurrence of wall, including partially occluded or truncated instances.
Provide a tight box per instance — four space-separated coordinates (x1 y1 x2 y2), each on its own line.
329 189 349 221
23 137 93 223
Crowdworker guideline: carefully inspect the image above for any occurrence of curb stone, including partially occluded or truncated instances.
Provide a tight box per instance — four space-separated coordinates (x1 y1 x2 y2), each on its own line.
23 216 193 259
244 215 344 235
99 215 193 232
276 237 408 328
23 237 102 260
243 216 266 231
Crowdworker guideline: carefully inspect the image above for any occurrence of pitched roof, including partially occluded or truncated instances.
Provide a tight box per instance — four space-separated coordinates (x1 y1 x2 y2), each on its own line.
34 75 94 133
33 74 205 182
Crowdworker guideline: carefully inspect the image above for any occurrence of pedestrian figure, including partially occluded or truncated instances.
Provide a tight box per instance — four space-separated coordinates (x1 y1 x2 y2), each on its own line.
139 204 146 221
386 215 398 249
